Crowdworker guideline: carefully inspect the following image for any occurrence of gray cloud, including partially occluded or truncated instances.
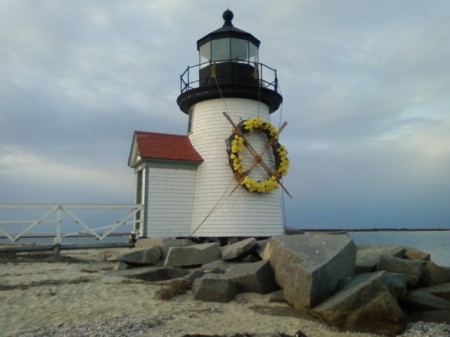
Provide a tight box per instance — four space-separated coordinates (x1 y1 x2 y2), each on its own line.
1 0 449 229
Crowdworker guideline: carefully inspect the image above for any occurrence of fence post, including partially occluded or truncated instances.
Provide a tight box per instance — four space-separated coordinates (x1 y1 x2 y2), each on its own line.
55 205 62 244
53 244 61 258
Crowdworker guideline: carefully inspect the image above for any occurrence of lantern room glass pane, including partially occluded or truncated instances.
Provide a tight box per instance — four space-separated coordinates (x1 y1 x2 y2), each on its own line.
211 38 230 61
199 42 211 65
249 42 259 63
231 38 248 61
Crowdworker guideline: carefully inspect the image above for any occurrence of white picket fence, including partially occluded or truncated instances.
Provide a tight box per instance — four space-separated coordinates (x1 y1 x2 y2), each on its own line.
0 203 142 244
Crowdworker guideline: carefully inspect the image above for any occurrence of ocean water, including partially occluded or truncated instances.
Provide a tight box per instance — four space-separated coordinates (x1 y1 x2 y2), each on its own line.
349 231 450 267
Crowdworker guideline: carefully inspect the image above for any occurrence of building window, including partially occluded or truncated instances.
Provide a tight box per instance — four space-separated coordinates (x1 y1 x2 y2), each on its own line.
135 170 143 231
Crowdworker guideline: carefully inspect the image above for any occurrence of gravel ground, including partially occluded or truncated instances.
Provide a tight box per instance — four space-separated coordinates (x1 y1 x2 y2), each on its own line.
10 317 450 337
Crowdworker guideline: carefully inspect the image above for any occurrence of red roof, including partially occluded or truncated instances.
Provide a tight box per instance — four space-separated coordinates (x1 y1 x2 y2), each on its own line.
133 131 203 163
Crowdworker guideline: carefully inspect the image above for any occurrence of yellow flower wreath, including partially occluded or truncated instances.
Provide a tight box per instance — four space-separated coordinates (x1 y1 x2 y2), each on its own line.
226 117 289 193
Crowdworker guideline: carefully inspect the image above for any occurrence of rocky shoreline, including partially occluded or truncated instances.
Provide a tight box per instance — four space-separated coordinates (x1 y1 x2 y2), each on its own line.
1 233 450 337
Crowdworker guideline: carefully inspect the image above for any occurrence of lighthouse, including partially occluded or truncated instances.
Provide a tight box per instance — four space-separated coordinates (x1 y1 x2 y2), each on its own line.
177 9 287 237
129 10 288 238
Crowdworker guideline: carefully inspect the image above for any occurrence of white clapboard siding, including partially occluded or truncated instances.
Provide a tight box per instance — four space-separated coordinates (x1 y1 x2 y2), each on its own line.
188 98 284 237
145 166 197 237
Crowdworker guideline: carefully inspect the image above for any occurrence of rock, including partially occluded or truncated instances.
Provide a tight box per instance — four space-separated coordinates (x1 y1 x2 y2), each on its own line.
419 261 450 286
255 239 270 260
135 237 194 249
224 260 278 294
407 283 450 311
104 248 133 262
164 242 221 267
155 270 207 287
192 275 238 302
340 271 407 298
268 289 287 303
105 266 189 282
408 310 450 324
346 290 405 335
136 238 194 260
355 245 406 273
221 238 258 261
403 246 431 262
311 271 407 335
258 239 271 260
201 260 232 273
183 270 207 281
119 246 161 266
113 261 129 271
377 254 424 288
269 233 356 310
241 255 261 263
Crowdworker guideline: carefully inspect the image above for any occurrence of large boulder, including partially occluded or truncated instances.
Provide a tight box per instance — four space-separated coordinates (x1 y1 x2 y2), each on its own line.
377 254 424 288
269 233 356 310
119 246 161 266
311 271 407 335
355 245 406 273
403 246 431 262
201 260 233 273
192 275 238 303
136 238 194 260
164 242 220 267
407 283 450 311
221 238 258 261
224 260 278 294
419 261 450 287
339 271 408 298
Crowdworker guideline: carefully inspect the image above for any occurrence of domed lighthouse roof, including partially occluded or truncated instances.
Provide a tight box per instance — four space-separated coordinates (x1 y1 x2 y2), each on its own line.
177 10 282 114
196 9 260 50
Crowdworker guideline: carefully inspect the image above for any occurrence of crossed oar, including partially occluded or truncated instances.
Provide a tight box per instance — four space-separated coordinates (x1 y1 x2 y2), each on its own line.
223 112 292 198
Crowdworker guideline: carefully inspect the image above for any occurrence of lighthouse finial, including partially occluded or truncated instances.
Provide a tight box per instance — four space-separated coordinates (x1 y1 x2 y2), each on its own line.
223 9 234 26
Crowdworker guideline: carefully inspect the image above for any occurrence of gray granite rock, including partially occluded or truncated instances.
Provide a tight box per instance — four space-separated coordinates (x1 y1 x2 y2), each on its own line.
355 245 406 273
200 259 232 273
135 238 194 260
268 289 287 303
407 283 450 311
192 275 238 302
403 246 431 262
119 246 161 265
269 233 356 310
419 261 450 287
221 237 258 261
224 260 278 294
340 270 407 298
113 261 129 271
164 242 220 267
311 271 407 335
377 254 424 288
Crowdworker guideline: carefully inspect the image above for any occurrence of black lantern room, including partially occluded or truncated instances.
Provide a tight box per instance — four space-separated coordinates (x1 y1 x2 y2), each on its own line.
177 10 282 114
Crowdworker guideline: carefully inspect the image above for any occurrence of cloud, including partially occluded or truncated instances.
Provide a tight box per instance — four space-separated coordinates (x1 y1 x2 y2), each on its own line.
1 0 449 229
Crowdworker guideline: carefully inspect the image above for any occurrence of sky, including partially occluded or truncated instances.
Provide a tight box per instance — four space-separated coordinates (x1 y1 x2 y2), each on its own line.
1 0 449 230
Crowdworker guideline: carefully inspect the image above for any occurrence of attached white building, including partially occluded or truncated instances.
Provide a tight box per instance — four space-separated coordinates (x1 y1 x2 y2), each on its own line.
129 10 287 238
128 131 203 237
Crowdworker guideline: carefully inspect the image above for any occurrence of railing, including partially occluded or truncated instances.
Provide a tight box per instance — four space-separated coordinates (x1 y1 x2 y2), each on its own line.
180 60 279 94
0 203 142 244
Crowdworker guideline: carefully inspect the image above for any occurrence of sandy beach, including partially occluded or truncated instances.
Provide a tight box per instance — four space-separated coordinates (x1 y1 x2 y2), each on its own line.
0 249 448 337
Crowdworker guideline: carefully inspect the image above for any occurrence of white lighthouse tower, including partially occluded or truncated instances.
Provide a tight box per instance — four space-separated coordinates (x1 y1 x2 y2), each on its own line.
177 10 287 237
